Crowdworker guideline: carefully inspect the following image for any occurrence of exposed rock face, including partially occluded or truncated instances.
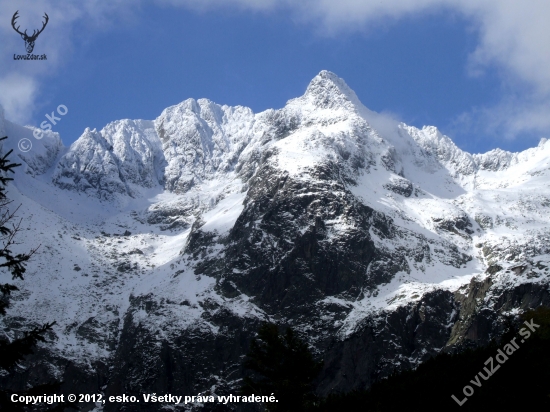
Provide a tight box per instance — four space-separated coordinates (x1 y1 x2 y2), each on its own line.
1 71 550 410
155 99 255 193
432 213 474 239
384 176 413 197
319 288 457 394
52 120 164 200
318 256 550 396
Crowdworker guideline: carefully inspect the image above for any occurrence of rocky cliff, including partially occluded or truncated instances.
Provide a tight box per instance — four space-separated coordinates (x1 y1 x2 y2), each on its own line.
1 71 549 411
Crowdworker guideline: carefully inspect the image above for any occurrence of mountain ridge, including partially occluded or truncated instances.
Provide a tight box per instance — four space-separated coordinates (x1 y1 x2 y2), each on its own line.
0 71 549 410
4 71 546 197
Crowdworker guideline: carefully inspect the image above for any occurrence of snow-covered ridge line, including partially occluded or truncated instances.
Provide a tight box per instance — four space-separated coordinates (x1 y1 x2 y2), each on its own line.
0 71 549 399
1 70 548 202
406 124 549 176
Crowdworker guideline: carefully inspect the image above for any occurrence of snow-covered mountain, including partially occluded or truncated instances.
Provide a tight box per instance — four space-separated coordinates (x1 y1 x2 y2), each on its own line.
1 71 549 410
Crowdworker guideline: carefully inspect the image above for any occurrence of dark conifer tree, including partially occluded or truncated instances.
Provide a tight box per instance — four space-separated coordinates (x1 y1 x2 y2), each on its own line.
316 306 550 412
0 136 65 411
242 322 323 412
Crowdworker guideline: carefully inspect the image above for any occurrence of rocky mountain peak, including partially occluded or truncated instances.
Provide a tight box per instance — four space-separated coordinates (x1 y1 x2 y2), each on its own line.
2 71 550 407
299 70 363 111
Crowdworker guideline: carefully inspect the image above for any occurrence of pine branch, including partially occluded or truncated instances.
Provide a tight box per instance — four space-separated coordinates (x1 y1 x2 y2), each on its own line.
0 322 56 371
0 283 19 315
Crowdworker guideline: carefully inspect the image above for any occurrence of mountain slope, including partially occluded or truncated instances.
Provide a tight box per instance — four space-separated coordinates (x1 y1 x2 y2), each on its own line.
0 71 549 410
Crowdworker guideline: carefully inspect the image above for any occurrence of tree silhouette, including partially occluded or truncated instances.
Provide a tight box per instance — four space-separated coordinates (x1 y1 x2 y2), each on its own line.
0 136 64 411
317 306 550 411
242 323 323 412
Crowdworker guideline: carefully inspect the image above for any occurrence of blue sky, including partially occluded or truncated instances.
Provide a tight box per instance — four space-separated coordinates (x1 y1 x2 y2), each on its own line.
2 1 550 154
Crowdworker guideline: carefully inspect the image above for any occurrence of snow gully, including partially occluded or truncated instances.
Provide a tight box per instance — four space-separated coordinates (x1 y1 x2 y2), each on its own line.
451 318 540 406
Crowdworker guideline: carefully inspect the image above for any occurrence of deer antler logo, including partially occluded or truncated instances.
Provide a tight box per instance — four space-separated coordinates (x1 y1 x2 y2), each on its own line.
11 11 49 54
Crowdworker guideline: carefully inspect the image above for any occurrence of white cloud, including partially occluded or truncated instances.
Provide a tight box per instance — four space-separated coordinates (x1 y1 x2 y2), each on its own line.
452 95 550 141
166 0 550 140
1 0 549 141
463 0 550 96
157 0 277 12
284 1 550 91
289 0 550 140
0 74 38 124
0 0 140 123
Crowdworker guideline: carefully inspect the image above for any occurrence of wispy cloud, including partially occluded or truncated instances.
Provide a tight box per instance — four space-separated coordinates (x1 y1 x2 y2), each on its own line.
1 0 549 140
0 74 38 124
451 95 550 141
157 0 277 12
0 0 138 122
292 0 550 140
